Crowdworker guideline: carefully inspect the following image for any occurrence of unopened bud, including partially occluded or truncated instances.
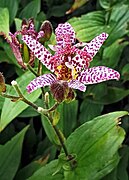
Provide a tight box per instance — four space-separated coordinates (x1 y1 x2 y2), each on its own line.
11 80 17 86
45 92 49 104
0 72 6 93
37 107 47 114
39 20 53 42
23 43 30 63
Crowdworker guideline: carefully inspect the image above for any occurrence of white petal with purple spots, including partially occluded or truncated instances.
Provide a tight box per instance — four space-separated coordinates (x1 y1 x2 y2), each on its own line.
68 80 86 92
55 22 76 48
83 33 109 58
78 66 120 85
22 35 54 71
27 74 56 93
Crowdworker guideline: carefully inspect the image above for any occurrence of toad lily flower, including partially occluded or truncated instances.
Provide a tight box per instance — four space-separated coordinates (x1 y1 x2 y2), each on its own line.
22 22 120 96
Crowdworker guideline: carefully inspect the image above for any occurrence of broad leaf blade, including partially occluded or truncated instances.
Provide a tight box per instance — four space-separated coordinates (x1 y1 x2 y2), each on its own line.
0 0 18 24
27 111 127 180
0 71 41 131
64 111 127 179
0 126 29 180
19 0 41 19
0 8 9 36
27 160 63 180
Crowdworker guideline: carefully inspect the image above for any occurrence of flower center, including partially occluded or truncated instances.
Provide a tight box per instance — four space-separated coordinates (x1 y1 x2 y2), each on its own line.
55 63 78 81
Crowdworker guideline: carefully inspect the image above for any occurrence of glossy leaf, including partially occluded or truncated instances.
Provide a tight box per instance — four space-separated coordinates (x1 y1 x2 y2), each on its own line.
19 0 41 19
0 71 41 131
93 87 129 105
103 40 129 68
0 0 18 24
59 101 78 137
28 160 63 180
69 4 129 45
0 126 29 180
79 99 103 123
106 4 129 44
68 11 106 42
27 111 127 180
64 111 126 179
18 99 43 118
99 0 111 9
41 115 60 146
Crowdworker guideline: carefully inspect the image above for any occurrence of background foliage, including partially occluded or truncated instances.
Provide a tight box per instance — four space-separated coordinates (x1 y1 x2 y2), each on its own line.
0 0 129 179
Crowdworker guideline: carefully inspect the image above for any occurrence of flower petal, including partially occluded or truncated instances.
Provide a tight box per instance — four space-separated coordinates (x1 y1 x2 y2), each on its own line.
83 33 108 58
71 49 91 72
8 33 26 69
22 35 54 71
68 80 86 92
78 66 120 84
55 22 76 48
27 74 56 93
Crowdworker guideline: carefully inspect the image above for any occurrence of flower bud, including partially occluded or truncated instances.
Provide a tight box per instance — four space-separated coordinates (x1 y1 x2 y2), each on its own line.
39 20 53 43
45 92 50 104
23 43 30 63
0 72 6 93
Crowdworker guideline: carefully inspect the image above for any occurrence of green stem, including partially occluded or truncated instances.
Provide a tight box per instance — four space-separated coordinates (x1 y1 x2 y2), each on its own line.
53 125 69 156
26 64 38 77
12 82 38 110
47 102 59 112
11 81 69 158
37 61 42 76
0 93 20 100
47 114 69 157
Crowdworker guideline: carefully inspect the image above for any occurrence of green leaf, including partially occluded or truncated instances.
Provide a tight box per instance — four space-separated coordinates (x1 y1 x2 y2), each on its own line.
69 4 129 45
93 87 129 105
59 101 78 137
68 11 106 42
0 96 4 110
99 0 111 9
26 111 127 180
15 18 22 31
79 99 103 123
0 0 18 24
27 160 63 180
116 146 129 180
19 0 41 19
106 4 129 44
15 161 43 180
122 63 129 81
103 146 129 180
0 126 29 180
103 40 129 68
0 71 41 131
18 99 43 118
64 111 127 179
0 50 12 64
0 8 9 37
41 115 60 146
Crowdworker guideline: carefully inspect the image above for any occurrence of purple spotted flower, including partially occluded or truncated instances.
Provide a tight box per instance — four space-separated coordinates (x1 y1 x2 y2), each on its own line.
22 22 120 95
6 19 48 69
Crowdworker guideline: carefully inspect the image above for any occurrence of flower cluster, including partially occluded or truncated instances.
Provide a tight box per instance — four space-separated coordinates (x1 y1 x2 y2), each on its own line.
4 19 52 69
22 22 120 100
